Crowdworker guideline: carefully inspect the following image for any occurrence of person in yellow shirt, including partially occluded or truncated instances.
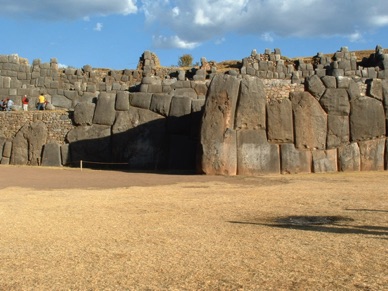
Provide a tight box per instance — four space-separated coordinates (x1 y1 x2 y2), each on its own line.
37 94 45 110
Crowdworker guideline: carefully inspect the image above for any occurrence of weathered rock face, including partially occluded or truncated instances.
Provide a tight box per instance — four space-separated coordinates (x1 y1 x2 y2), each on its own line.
312 149 337 173
350 97 385 141
237 130 280 175
291 92 327 150
338 143 361 172
359 138 385 171
319 88 350 116
327 115 349 149
41 143 62 167
92 93 116 126
200 74 240 175
280 143 311 174
267 99 293 143
10 121 48 165
73 102 96 125
66 124 112 164
111 107 167 169
235 75 266 130
306 75 326 100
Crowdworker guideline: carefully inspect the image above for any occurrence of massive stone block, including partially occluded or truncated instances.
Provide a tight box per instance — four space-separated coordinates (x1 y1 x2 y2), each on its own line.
235 75 266 130
369 78 383 101
347 79 361 101
171 88 197 99
321 76 337 88
92 92 116 126
61 144 70 166
319 88 350 116
327 115 349 149
267 98 293 143
130 92 152 110
306 75 326 100
116 91 130 111
2 141 12 158
41 143 62 167
338 143 361 172
66 124 112 164
11 121 48 165
237 130 280 175
280 143 311 174
312 149 337 173
358 138 385 171
200 74 241 175
73 102 95 125
291 92 327 150
111 108 167 169
149 93 172 116
51 95 72 109
350 96 385 141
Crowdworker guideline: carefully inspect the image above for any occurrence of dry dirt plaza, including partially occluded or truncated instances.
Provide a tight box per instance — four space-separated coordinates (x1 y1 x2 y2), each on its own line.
0 165 387 290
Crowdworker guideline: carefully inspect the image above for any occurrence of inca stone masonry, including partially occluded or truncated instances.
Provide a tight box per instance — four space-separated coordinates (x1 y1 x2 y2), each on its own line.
0 45 387 174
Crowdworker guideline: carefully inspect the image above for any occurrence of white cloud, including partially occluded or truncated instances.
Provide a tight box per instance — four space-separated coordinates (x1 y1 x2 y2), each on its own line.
0 0 138 19
141 0 388 49
152 35 199 49
215 37 226 45
348 30 363 42
261 33 274 43
94 22 103 31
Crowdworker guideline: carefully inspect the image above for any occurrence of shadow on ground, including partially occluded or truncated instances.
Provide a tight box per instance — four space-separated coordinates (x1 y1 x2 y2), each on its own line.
229 214 388 237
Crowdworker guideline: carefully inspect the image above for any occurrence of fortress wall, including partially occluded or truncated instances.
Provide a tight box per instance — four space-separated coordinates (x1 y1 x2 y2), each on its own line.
0 46 387 174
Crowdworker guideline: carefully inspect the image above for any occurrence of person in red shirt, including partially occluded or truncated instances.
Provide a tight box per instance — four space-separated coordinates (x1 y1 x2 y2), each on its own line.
22 95 29 111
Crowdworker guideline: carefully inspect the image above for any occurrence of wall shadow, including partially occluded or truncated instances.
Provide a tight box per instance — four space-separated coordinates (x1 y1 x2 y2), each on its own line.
66 110 203 174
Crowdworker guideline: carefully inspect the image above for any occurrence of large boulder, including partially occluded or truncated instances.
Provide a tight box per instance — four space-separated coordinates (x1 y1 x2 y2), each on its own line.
41 143 62 167
280 144 312 174
350 96 385 141
291 92 327 150
92 92 116 125
10 121 48 165
369 78 383 101
116 91 130 111
200 74 241 175
73 102 95 125
306 75 326 100
327 115 349 149
66 124 112 164
149 93 172 117
319 88 350 116
235 75 266 130
111 107 167 169
130 92 152 109
338 143 361 172
267 98 293 143
358 138 385 171
237 130 280 175
312 149 337 173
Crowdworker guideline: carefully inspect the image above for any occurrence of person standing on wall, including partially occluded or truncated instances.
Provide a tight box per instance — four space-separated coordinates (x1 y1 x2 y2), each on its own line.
22 95 29 111
6 98 14 111
37 93 45 110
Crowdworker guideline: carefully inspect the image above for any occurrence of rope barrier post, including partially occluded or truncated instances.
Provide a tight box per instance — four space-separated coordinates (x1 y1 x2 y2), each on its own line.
80 160 83 171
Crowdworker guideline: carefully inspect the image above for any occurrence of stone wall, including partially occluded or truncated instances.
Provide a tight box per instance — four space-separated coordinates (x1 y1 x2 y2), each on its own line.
199 74 388 175
0 45 387 174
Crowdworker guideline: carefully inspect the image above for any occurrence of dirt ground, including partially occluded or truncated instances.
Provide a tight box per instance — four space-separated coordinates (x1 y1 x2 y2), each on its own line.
0 165 387 290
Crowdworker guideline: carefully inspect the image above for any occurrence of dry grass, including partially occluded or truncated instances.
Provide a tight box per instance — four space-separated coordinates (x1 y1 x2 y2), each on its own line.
0 167 387 290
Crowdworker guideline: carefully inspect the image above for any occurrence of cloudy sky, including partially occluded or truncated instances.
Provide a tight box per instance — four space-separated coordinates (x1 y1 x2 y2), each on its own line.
1 0 388 69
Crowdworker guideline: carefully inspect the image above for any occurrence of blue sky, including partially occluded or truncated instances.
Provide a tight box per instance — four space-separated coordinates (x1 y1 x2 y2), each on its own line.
1 0 388 70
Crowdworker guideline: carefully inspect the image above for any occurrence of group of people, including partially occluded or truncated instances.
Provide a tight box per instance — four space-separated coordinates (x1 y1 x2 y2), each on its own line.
0 98 14 111
0 94 46 111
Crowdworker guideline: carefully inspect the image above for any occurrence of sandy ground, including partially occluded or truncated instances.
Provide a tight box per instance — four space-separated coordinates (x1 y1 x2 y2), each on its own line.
0 166 387 290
